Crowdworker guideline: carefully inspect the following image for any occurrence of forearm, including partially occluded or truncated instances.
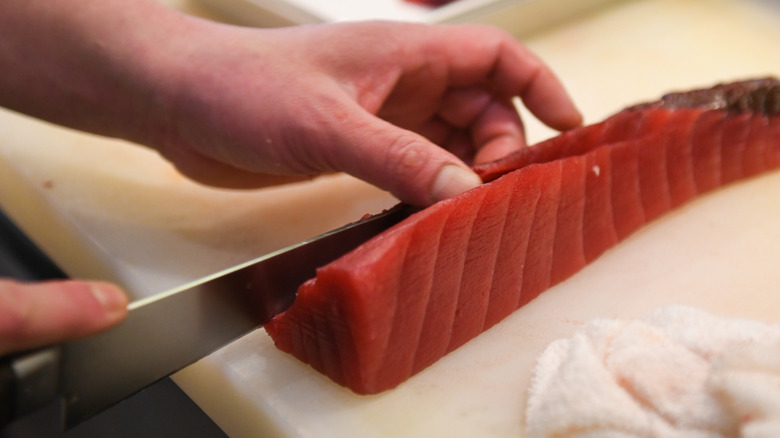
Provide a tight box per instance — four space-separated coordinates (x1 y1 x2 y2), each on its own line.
0 0 191 145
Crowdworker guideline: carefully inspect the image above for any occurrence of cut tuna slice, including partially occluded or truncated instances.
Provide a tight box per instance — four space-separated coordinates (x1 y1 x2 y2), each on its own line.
265 78 780 394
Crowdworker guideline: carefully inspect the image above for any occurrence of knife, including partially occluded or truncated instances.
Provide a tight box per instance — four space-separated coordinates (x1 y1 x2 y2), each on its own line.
0 203 415 429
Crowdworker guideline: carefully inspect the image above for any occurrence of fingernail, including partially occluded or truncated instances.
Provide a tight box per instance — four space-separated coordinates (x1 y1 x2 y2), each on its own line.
429 164 482 204
89 284 128 317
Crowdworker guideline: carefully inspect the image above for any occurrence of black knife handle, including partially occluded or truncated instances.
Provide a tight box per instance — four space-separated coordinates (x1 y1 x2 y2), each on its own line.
0 348 61 427
0 355 15 425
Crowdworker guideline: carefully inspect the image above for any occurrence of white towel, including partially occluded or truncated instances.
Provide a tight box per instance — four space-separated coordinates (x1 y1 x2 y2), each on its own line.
526 306 780 438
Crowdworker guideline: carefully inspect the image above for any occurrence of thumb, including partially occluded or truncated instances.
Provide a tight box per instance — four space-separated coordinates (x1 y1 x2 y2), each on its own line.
0 279 128 355
333 113 483 206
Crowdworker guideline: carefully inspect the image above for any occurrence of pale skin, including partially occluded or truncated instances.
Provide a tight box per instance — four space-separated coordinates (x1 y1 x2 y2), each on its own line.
0 0 582 355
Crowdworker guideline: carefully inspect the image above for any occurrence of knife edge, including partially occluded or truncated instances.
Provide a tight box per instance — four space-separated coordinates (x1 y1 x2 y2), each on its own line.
57 202 414 427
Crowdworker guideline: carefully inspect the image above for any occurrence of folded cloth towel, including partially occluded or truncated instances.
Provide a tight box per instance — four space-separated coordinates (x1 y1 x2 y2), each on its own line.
526 306 780 438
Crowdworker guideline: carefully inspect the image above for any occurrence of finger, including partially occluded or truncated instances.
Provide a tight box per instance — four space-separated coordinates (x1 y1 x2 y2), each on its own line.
437 87 493 128
471 99 527 164
0 279 128 355
425 25 582 131
514 66 583 132
488 41 582 131
328 105 482 206
437 87 526 164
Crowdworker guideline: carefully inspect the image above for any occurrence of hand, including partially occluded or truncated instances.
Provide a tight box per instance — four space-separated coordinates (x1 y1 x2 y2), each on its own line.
0 1 581 206
0 280 127 355
151 20 583 206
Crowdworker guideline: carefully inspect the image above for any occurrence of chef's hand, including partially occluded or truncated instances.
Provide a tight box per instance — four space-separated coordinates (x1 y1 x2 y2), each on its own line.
0 0 581 207
0 280 127 355
152 20 583 206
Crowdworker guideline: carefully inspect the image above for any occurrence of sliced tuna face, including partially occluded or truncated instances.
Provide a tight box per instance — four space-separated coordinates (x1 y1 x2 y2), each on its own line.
265 78 780 394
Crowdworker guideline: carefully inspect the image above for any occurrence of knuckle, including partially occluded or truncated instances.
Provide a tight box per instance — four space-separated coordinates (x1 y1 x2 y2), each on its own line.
386 135 428 177
382 134 445 205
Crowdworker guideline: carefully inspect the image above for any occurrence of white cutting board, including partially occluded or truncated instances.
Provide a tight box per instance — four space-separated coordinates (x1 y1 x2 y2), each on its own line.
1 0 780 436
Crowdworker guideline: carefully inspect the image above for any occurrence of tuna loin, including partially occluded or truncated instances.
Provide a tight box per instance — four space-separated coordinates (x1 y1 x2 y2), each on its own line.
265 78 780 394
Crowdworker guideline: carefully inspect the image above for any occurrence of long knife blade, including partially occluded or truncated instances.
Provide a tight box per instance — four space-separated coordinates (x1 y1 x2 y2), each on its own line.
4 203 414 429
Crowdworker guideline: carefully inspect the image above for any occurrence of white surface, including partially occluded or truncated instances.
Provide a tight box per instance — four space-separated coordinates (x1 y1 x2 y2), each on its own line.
1 0 780 437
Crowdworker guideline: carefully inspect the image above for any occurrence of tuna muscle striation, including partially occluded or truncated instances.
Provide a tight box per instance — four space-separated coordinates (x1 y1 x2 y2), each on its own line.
265 78 780 394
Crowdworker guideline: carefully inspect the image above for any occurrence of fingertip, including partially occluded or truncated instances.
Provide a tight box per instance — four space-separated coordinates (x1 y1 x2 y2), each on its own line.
0 279 129 355
522 69 583 131
87 282 129 324
429 164 483 204
557 101 584 130
531 93 583 132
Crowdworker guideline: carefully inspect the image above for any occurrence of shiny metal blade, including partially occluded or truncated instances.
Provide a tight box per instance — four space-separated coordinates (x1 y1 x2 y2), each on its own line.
58 203 413 427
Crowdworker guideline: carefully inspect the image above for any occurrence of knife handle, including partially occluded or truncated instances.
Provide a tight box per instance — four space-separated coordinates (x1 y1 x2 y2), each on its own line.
0 355 15 425
0 347 61 427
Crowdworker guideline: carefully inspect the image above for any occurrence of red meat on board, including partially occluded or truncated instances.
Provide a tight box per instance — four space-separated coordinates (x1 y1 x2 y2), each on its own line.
265 78 780 394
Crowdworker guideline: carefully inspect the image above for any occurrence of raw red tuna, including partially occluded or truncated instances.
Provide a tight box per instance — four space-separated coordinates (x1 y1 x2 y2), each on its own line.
265 78 780 394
